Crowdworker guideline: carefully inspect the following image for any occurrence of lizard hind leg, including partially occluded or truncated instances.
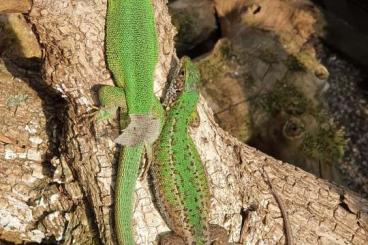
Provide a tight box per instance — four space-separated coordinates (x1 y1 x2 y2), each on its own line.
97 85 127 121
158 226 228 245
158 232 186 245
208 224 229 245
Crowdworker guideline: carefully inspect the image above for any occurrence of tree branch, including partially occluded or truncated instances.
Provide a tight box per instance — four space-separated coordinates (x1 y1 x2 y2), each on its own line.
0 0 32 13
0 0 366 244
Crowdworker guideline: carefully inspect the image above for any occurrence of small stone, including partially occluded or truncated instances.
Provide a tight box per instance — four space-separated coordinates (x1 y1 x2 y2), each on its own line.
18 152 27 159
27 149 42 161
29 136 43 145
25 124 37 134
4 148 17 160
27 229 45 243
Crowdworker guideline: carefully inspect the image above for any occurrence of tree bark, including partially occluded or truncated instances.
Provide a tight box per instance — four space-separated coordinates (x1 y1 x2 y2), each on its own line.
0 0 367 244
0 0 31 13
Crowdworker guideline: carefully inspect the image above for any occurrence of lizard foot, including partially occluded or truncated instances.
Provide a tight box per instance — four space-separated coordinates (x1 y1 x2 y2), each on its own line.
158 232 186 245
158 225 229 245
209 224 229 245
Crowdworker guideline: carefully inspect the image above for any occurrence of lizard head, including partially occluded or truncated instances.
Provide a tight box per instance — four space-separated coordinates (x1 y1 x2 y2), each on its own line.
182 56 201 92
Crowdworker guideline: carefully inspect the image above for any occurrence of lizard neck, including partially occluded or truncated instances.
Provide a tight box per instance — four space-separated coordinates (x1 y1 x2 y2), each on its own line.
169 91 199 123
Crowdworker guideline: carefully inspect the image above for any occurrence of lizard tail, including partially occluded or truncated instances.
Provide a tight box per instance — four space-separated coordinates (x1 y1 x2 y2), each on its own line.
115 144 144 245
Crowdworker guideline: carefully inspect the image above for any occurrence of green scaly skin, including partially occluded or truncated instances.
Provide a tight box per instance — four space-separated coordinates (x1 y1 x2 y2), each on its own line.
151 58 228 244
99 0 163 244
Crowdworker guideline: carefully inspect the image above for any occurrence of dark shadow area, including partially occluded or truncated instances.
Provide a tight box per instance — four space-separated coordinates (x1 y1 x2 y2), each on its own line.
311 0 368 73
3 56 64 178
179 11 222 59
0 14 65 178
183 27 221 59
0 14 72 244
1 14 105 244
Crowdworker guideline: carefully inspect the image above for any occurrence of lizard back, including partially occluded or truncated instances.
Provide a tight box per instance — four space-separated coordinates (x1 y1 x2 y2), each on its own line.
106 0 158 114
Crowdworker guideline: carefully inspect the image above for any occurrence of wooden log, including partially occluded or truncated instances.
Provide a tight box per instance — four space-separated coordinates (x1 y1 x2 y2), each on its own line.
0 0 367 244
0 0 32 13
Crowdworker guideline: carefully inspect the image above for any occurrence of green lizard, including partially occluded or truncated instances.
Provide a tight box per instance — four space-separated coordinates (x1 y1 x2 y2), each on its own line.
98 0 163 244
151 57 229 245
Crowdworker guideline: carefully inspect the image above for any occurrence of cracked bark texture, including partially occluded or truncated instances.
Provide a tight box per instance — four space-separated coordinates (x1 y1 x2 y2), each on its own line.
0 0 367 244
0 0 31 13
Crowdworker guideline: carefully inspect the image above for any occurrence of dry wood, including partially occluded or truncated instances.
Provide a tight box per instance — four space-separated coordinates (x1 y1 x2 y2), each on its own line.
0 0 367 244
0 0 32 13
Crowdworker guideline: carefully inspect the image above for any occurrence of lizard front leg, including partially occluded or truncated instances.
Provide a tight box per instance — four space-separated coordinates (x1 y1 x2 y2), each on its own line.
97 85 127 123
99 85 163 147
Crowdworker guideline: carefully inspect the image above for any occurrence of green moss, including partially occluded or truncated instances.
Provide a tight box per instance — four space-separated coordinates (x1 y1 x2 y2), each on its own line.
253 78 345 163
197 40 232 84
302 125 345 163
217 41 232 58
301 111 345 162
255 80 307 116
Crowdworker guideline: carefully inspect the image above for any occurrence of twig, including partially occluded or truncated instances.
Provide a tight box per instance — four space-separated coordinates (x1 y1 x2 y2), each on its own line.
261 166 293 245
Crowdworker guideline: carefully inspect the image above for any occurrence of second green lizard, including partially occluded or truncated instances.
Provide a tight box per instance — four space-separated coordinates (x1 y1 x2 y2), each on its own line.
151 57 228 245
